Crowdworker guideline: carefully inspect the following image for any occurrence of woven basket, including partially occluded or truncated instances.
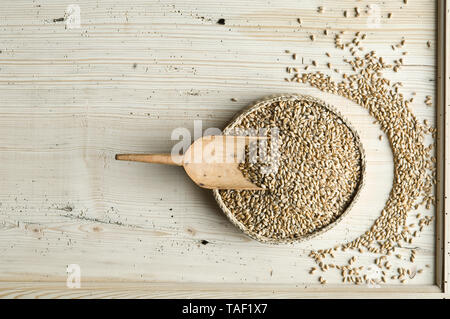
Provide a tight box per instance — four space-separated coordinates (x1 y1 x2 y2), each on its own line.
212 94 366 244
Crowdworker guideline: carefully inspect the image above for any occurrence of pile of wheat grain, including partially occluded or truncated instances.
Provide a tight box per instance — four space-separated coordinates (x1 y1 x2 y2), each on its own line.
218 96 363 242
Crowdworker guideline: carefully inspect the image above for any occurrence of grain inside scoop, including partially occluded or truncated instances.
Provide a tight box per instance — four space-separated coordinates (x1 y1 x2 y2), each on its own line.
115 135 267 190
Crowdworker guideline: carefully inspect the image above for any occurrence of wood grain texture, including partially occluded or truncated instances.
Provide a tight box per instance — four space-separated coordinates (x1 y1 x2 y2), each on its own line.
0 0 445 298
0 282 443 299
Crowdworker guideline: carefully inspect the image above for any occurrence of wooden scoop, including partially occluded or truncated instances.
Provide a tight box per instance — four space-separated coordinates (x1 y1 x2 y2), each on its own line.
115 135 266 190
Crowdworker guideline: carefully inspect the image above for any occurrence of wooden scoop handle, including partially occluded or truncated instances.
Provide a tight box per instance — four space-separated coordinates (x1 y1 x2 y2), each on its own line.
115 153 183 166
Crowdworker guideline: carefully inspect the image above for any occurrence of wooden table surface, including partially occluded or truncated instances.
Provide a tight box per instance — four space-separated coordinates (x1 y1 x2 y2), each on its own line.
0 0 445 298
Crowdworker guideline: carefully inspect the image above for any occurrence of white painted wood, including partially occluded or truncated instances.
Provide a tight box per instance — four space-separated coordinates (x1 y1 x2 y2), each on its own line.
0 282 444 299
0 0 443 297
